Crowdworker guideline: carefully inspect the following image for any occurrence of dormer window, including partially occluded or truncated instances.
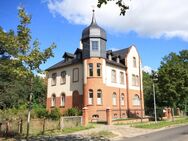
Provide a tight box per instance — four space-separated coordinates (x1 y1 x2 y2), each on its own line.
108 54 112 60
116 57 120 63
91 41 99 51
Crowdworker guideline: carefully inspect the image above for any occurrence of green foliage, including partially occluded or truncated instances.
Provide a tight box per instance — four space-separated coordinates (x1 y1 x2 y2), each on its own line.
158 50 188 110
48 108 61 120
0 7 56 109
33 104 49 118
97 0 129 15
63 108 82 116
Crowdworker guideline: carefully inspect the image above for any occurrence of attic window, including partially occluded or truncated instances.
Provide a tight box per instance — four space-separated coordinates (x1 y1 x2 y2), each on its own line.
92 41 99 51
108 54 112 60
117 57 120 63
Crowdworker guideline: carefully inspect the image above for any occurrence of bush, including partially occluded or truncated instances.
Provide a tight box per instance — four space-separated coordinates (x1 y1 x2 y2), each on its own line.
63 108 82 116
48 108 61 120
35 107 49 118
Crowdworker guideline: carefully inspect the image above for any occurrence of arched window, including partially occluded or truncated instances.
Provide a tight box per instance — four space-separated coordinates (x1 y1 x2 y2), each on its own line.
121 93 125 106
133 94 140 106
61 93 65 107
88 89 93 105
112 92 117 105
97 63 101 77
51 94 56 107
97 90 102 105
133 57 136 68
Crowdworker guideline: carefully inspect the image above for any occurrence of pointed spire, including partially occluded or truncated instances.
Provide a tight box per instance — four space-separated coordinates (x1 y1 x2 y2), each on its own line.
91 9 97 25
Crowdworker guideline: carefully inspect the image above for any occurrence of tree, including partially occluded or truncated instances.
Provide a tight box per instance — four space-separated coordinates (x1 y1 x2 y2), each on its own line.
157 50 188 115
0 7 56 138
97 0 129 15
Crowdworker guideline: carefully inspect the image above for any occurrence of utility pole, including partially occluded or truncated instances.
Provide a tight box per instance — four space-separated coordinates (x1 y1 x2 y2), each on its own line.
153 82 157 123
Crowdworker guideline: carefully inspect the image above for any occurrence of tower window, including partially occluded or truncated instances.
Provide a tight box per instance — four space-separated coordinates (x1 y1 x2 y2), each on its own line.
88 89 93 105
91 41 99 51
88 63 93 77
97 90 102 105
97 63 101 76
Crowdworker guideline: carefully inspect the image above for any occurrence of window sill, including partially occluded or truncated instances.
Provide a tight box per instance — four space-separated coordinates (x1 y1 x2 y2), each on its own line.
51 85 56 86
60 83 66 85
51 106 55 108
87 76 102 79
96 104 103 106
87 104 94 106
59 106 65 108
73 80 79 83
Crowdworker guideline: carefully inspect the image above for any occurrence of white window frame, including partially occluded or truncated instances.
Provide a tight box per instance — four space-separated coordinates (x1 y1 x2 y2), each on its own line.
88 90 93 105
61 93 65 107
121 93 125 106
112 92 117 105
133 94 140 106
51 94 56 107
97 90 102 105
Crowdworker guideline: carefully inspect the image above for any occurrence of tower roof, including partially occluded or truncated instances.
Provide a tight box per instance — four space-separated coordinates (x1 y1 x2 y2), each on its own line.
81 10 106 40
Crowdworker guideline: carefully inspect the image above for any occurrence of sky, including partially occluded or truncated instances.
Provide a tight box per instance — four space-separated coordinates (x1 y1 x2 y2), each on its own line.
0 0 188 74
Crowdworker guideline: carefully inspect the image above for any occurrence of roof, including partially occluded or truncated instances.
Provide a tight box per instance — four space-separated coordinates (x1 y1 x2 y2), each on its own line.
45 58 81 71
106 59 126 68
63 52 74 58
81 10 106 40
112 48 130 60
46 47 131 71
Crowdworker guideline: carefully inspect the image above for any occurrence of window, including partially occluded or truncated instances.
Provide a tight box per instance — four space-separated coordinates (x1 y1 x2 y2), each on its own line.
91 41 99 51
116 57 120 63
112 92 117 105
133 57 136 68
121 93 125 105
60 71 66 84
51 94 56 107
111 70 116 83
61 93 65 107
97 63 101 76
88 63 93 77
73 68 79 82
108 54 112 60
132 74 136 86
120 72 124 84
133 94 140 106
88 89 93 105
51 73 57 86
97 90 102 105
136 75 139 86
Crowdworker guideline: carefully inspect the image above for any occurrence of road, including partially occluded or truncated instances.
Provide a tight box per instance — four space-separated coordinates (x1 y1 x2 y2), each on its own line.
119 125 188 141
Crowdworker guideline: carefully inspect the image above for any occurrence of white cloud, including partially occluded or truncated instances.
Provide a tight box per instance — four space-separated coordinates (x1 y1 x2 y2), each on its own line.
142 66 152 74
46 0 188 41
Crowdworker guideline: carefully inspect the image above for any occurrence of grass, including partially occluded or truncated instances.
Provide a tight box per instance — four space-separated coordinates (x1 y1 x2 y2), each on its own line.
133 118 188 129
43 124 95 136
90 130 117 138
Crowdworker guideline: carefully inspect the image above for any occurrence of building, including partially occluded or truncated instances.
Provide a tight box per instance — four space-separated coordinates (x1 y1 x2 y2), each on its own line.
46 11 144 121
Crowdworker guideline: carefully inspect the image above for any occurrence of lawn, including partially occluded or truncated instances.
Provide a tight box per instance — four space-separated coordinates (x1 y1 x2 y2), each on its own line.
133 118 188 129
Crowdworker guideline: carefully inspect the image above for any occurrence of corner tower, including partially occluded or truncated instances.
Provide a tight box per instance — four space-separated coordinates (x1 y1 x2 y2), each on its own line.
81 10 107 59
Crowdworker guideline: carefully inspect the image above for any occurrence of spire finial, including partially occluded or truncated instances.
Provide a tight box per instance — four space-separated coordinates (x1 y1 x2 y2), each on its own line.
91 7 96 25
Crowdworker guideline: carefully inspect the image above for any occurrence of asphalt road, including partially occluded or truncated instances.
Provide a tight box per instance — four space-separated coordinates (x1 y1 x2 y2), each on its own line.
119 125 188 141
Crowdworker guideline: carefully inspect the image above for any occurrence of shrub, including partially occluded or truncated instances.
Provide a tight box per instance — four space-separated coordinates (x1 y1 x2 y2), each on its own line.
63 108 82 116
35 107 49 118
49 108 61 120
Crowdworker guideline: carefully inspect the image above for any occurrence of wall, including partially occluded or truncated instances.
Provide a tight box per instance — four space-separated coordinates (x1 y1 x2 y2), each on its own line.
46 63 83 112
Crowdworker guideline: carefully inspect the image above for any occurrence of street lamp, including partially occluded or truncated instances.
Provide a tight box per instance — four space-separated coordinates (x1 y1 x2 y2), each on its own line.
152 71 158 123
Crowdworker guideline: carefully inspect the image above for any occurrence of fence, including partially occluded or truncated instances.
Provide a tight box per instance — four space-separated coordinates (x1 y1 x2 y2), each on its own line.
0 116 82 137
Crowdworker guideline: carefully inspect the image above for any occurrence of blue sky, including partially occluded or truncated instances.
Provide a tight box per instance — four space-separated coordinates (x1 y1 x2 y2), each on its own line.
1 0 187 73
